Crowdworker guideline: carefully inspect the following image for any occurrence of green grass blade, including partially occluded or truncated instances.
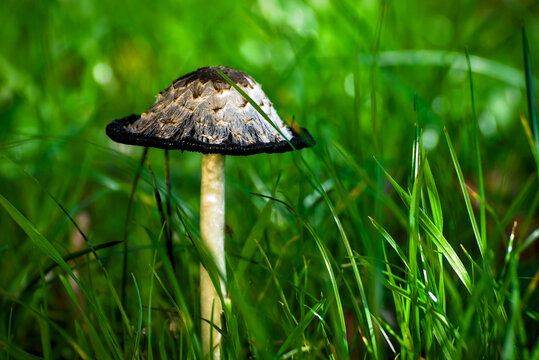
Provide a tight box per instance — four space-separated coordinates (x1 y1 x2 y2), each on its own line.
147 247 158 360
359 50 532 88
502 249 526 360
74 322 90 358
432 318 457 359
57 275 116 360
522 27 539 180
520 115 539 175
235 196 274 278
164 150 175 270
380 245 406 345
158 327 168 360
531 341 539 360
277 302 324 356
408 129 423 351
258 192 349 356
443 128 484 258
423 159 446 308
418 209 472 292
144 226 201 357
226 276 270 357
37 307 51 360
21 241 121 295
303 219 350 357
0 153 107 271
131 274 143 359
0 193 76 274
122 147 149 311
465 49 487 255
300 159 378 357
318 318 337 360
518 227 539 255
0 194 125 357
254 239 298 328
424 160 443 231
0 289 91 359
369 0 387 153
102 269 132 339
333 144 407 227
377 161 473 292
0 338 43 360
369 216 410 270
7 304 14 360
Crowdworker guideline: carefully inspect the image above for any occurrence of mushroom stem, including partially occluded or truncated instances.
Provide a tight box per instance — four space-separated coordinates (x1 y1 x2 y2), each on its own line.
200 153 226 357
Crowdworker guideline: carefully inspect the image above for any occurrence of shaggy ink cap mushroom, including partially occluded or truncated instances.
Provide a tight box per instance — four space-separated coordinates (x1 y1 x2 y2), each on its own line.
106 66 315 154
106 65 314 358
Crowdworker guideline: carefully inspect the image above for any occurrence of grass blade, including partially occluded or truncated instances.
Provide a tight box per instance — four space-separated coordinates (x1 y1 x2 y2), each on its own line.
254 239 298 328
0 193 76 275
131 273 143 358
277 302 324 357
146 244 159 360
37 313 51 360
377 161 473 292
369 216 410 270
0 338 43 360
302 219 350 357
235 194 275 278
122 147 149 312
57 275 116 360
0 193 124 358
0 289 91 359
520 114 539 173
407 122 424 353
423 158 446 308
424 160 443 231
299 159 378 357
522 27 539 175
443 128 484 258
164 149 175 269
257 194 350 357
143 225 201 357
21 241 121 295
465 49 487 255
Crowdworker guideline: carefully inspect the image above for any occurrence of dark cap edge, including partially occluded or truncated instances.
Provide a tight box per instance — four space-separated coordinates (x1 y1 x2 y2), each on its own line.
106 115 315 156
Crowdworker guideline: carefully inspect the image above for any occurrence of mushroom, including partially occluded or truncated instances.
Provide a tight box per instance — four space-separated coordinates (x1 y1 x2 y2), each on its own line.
106 66 314 357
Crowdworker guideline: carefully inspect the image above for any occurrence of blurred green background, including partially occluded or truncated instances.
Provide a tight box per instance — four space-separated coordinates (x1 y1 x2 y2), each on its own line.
1 0 538 358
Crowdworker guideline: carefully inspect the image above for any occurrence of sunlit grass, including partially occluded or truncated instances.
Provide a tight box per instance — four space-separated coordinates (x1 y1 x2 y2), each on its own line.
1 0 538 359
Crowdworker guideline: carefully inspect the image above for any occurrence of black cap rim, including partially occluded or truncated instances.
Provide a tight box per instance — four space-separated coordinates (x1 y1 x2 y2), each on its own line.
106 115 315 156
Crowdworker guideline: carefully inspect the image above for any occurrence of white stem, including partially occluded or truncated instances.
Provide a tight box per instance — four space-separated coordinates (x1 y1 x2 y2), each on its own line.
200 153 226 358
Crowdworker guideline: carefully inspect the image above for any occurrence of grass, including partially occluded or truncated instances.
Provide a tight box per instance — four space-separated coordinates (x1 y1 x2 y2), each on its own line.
1 0 538 359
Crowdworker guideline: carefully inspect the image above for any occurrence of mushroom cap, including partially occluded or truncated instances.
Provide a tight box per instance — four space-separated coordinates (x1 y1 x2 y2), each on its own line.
106 66 315 155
